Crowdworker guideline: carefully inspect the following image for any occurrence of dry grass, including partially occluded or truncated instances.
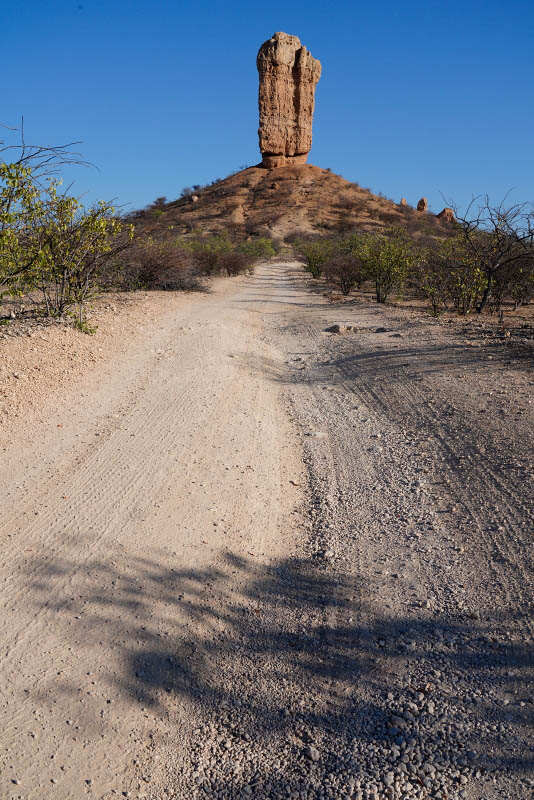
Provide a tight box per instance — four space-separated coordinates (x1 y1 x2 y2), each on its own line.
128 164 456 243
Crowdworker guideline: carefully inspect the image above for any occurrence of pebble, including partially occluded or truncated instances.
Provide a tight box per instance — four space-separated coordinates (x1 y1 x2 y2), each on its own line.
304 745 320 762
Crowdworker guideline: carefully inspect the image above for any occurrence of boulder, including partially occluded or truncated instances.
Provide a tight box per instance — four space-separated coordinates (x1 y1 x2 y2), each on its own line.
257 32 321 169
399 197 407 206
417 197 428 212
437 207 455 223
324 323 355 334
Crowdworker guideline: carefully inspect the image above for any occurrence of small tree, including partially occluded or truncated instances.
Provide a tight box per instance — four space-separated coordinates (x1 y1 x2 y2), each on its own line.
417 236 474 316
1 122 89 293
454 196 534 313
0 162 43 293
296 238 335 278
361 228 414 303
34 183 132 326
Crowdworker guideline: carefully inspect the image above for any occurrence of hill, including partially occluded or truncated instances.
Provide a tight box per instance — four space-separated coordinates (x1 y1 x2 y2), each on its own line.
129 164 453 243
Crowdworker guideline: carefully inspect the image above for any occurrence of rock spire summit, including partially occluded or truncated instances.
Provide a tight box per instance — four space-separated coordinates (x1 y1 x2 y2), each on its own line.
257 32 321 168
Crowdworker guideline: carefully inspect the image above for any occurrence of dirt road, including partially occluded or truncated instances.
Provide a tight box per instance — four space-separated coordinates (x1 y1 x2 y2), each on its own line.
1 262 533 800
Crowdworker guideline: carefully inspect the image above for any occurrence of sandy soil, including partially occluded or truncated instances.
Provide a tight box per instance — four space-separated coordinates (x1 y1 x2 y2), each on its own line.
0 276 306 799
0 263 533 800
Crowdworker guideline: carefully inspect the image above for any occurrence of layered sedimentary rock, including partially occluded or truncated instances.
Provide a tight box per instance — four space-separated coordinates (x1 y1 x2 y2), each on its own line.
257 32 321 168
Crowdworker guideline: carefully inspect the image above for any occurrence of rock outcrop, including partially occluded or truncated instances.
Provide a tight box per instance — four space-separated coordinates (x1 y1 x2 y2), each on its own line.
437 207 455 223
257 32 321 169
417 197 428 212
399 197 407 206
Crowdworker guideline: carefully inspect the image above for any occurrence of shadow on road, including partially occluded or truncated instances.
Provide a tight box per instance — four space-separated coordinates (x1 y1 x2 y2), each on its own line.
27 549 534 790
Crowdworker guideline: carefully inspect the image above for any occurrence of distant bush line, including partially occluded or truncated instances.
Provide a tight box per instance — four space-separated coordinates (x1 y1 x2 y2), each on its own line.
294 197 534 315
113 234 275 295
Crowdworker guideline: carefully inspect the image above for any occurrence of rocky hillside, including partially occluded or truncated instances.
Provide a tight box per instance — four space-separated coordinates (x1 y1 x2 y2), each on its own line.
130 164 454 243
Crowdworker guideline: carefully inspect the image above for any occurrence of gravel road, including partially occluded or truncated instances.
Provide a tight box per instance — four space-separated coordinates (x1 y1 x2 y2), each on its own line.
0 261 532 800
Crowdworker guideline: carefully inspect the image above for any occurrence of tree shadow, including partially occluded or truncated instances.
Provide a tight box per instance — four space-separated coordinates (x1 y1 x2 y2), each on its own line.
25 548 534 796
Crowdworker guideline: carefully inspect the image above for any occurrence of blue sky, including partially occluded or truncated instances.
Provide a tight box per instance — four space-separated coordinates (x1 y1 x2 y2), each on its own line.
4 0 534 213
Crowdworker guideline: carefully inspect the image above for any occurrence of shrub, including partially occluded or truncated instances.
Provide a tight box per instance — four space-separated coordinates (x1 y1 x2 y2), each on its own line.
323 253 366 295
180 233 274 278
0 167 132 326
417 236 484 315
454 196 534 312
114 239 201 291
38 192 133 324
188 234 234 274
218 250 253 276
237 237 275 260
415 237 466 316
295 237 335 278
360 228 415 303
448 258 485 315
337 195 354 211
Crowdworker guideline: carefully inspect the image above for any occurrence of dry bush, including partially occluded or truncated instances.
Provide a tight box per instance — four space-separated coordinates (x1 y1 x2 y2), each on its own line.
337 194 355 211
324 254 367 295
285 229 314 245
381 211 401 225
352 198 370 216
218 251 252 276
334 210 356 234
116 241 203 291
454 196 534 313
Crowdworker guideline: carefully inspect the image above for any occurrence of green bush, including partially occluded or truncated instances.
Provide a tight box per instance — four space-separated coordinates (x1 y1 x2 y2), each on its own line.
1 164 132 327
415 238 462 316
237 237 275 260
448 258 485 315
187 234 234 275
295 238 335 278
360 228 415 303
185 234 272 276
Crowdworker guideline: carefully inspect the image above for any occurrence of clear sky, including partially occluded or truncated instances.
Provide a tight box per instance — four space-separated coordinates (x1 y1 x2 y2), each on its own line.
4 0 534 214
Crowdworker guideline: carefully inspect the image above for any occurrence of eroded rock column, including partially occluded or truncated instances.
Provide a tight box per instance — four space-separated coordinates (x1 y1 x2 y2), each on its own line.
257 32 321 169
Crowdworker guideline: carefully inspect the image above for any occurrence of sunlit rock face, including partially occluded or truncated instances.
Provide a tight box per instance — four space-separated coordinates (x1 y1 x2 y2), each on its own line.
257 32 321 169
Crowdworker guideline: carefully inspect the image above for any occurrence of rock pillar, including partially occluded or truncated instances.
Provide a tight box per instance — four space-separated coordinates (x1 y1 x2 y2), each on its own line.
257 32 321 169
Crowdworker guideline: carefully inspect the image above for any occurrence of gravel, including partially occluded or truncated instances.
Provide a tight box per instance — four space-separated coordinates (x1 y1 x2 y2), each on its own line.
140 264 533 800
4 263 532 800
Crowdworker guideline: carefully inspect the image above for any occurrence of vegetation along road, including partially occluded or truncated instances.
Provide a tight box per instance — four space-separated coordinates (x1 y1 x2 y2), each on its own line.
0 261 533 800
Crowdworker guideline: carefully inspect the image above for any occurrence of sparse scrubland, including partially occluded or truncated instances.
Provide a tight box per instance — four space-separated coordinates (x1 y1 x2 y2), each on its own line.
0 134 276 332
4 130 531 336
294 198 534 316
2 132 534 800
